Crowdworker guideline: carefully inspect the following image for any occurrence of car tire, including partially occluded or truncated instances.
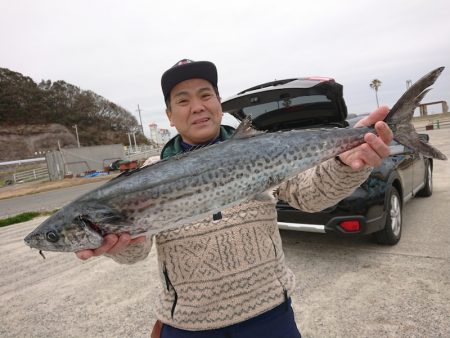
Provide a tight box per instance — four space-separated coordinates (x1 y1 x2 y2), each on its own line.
374 187 402 245
416 161 433 197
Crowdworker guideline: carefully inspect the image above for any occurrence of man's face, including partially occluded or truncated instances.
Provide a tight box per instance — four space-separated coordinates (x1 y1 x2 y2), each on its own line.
167 78 223 145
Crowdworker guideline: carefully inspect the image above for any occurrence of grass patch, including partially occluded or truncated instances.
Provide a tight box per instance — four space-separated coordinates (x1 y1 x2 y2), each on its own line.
0 210 58 228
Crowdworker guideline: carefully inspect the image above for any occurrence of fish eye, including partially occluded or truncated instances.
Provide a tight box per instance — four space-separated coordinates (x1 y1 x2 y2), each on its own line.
46 231 59 243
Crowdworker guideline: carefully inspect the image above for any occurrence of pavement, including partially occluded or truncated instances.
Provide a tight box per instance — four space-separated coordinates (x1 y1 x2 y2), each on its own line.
0 128 449 337
0 181 108 218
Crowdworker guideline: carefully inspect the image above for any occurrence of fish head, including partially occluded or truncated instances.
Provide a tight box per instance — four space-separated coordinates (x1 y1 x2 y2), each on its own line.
24 205 104 252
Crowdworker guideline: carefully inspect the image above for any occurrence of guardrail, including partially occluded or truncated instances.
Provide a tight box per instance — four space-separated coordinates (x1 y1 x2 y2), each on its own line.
12 167 50 184
0 157 46 166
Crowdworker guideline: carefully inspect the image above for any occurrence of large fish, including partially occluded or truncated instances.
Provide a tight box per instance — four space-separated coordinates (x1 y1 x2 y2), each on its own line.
24 67 447 253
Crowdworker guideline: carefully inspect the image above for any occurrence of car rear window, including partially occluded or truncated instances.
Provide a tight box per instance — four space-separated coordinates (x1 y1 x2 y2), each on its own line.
241 94 332 119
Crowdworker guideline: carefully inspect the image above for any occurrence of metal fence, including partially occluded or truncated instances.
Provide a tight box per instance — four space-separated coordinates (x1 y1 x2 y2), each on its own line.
4 145 163 184
124 145 162 156
415 117 450 131
126 147 162 162
12 167 49 183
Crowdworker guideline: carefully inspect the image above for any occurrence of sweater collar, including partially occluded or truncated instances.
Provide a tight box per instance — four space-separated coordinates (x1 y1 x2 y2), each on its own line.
160 125 235 159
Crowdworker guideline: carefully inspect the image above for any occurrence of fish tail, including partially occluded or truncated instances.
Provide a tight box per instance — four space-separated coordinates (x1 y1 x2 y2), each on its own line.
383 66 447 160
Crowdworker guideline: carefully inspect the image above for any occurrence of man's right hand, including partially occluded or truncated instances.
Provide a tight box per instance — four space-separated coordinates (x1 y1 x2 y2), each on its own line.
75 233 147 260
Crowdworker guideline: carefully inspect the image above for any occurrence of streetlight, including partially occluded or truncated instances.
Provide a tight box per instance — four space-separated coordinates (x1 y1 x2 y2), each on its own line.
72 124 80 148
126 129 138 153
132 130 137 151
127 132 132 149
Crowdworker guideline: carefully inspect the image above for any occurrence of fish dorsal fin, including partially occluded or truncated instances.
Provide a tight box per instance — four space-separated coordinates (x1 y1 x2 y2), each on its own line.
232 116 265 139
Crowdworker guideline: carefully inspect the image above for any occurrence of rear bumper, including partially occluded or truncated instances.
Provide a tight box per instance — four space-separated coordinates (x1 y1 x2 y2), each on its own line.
277 212 386 236
278 222 326 233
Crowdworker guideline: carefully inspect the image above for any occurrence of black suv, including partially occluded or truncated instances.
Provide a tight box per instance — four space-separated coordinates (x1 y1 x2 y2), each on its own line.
221 77 433 245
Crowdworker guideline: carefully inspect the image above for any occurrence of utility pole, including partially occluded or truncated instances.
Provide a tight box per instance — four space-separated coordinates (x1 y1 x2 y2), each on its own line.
126 132 133 153
137 105 144 135
127 132 132 147
73 124 80 148
132 131 137 151
126 130 138 153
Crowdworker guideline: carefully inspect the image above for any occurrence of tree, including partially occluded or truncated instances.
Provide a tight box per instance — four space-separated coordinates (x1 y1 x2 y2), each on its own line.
0 67 147 146
370 79 382 108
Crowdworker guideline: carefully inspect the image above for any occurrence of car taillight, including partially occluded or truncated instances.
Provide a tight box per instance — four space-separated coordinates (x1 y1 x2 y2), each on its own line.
339 220 361 232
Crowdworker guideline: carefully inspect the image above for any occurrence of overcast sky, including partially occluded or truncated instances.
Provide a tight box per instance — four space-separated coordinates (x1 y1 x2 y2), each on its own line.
1 0 449 137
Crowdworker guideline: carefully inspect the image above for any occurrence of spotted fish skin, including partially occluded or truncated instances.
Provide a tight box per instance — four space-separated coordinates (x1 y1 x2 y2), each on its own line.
24 67 446 253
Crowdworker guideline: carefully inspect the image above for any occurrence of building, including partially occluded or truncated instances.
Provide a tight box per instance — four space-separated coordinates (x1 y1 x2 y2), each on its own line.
159 128 171 144
149 123 171 145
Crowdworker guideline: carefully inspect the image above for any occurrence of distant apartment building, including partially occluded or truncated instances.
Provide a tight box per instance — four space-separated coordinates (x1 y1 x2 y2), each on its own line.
149 123 158 144
159 128 171 144
149 123 171 145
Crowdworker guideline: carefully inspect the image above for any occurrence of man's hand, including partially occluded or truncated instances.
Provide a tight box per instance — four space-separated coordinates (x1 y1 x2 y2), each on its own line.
338 106 393 170
75 233 147 260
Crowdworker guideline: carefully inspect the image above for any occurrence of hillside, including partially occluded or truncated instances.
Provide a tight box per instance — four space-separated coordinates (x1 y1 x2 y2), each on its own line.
0 124 77 161
0 67 148 160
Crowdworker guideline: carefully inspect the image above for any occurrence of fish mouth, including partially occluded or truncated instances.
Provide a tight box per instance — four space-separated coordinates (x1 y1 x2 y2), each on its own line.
24 233 38 248
24 234 47 259
23 232 55 251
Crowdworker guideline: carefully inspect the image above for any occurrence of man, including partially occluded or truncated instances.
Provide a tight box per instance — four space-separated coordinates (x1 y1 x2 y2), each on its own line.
77 60 393 337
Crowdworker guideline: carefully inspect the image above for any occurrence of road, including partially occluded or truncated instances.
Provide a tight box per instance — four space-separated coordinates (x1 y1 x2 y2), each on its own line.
0 181 106 218
0 129 449 337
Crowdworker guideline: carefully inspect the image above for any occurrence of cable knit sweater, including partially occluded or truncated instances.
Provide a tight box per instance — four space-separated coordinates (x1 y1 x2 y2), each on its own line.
107 156 371 330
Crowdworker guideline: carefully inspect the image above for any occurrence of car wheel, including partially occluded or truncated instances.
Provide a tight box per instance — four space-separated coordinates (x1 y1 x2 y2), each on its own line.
374 187 402 245
417 161 433 197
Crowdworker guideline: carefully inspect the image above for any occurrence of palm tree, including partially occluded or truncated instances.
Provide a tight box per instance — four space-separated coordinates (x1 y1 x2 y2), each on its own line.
370 79 382 108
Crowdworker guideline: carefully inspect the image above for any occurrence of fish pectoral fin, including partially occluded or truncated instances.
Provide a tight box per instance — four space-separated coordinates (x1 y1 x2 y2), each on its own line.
232 116 265 139
77 218 105 249
86 204 126 226
85 225 104 248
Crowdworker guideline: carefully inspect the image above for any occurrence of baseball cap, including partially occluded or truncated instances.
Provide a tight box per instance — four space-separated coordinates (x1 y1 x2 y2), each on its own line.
161 59 218 101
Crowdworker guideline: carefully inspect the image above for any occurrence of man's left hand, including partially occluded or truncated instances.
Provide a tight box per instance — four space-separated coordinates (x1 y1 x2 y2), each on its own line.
338 106 393 170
